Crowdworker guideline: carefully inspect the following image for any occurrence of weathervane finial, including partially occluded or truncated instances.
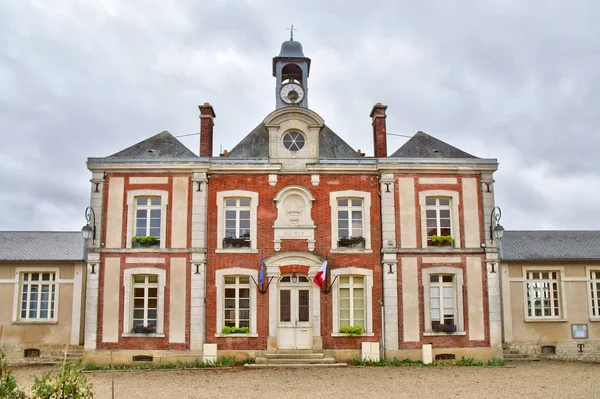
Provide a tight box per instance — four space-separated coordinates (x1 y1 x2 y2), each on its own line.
288 24 296 41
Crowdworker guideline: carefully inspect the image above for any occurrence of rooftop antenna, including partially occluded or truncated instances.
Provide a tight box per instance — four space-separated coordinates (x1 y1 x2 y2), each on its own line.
287 24 296 41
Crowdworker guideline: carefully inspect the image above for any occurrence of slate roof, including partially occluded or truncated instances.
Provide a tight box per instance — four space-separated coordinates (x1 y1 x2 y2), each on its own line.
390 131 477 159
501 231 600 261
0 232 85 261
226 122 362 159
107 131 198 159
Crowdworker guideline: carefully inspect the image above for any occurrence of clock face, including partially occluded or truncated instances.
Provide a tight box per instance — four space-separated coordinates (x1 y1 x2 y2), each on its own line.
280 83 305 104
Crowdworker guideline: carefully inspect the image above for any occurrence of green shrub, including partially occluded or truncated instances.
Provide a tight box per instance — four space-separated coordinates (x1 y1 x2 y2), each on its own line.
217 356 237 366
339 326 363 336
132 236 159 247
31 361 93 399
486 358 506 366
0 354 27 399
431 235 453 246
221 326 250 334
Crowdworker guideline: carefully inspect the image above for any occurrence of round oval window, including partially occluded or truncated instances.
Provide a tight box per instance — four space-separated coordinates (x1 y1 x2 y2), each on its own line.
282 131 305 151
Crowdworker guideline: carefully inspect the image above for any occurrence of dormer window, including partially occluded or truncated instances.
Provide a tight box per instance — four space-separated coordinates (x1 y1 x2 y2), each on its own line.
283 131 305 151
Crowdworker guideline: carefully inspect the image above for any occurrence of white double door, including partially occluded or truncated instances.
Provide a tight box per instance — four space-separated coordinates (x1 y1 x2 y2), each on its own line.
277 280 312 350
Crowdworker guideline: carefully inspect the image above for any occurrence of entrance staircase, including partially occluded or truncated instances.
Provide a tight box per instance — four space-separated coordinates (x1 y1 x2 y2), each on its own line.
246 350 347 368
502 347 540 362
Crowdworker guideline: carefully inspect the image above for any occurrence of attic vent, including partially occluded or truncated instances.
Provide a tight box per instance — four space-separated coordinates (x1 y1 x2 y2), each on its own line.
147 149 155 154
133 355 153 362
432 149 439 154
435 353 455 360
24 348 40 358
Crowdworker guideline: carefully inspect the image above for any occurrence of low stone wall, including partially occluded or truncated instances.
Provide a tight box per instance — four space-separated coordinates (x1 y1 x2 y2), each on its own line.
508 341 600 362
1 343 78 365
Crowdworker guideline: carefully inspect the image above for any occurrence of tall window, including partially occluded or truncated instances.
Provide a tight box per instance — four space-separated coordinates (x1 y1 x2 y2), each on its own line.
135 197 161 238
20 272 56 321
526 271 561 318
132 275 158 330
429 274 456 329
337 199 364 248
339 276 365 329
590 271 600 317
224 276 250 328
224 198 251 248
425 197 452 245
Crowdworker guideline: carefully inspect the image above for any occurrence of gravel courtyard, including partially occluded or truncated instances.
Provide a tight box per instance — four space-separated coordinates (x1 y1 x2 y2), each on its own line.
11 361 600 399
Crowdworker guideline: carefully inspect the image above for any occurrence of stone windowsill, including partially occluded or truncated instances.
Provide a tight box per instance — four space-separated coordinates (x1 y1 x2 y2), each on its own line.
423 331 467 336
13 320 58 325
214 333 259 338
215 248 258 254
122 333 165 338
396 248 484 254
524 318 568 323
330 248 373 254
331 332 375 337
102 248 189 254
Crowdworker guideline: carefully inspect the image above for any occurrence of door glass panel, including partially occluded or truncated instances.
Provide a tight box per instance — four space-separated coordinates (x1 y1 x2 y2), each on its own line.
298 289 310 322
280 290 291 322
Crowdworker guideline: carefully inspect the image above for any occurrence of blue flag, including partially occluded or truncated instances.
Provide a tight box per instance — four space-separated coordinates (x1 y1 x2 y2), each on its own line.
259 251 265 285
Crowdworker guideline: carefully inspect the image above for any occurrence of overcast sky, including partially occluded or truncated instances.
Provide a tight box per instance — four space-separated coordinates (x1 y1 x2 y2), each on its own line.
1 0 599 232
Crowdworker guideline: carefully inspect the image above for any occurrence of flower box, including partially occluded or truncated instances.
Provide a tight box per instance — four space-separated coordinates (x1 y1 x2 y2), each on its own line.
338 236 366 249
223 237 251 248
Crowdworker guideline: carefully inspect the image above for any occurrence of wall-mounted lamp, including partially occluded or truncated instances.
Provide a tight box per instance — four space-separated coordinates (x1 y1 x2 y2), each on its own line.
291 272 298 284
81 207 96 243
489 206 504 242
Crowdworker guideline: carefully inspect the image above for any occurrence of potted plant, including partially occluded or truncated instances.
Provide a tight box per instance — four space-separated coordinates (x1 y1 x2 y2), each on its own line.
432 323 457 334
221 326 250 334
132 235 159 248
339 325 363 336
431 235 453 247
338 236 366 249
131 325 156 334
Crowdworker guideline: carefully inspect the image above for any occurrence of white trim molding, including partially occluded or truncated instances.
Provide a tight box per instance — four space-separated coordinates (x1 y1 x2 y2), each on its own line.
421 266 465 333
329 190 372 253
586 266 600 321
522 266 567 322
126 189 169 249
215 267 258 336
122 267 167 335
216 190 259 253
12 266 61 324
331 267 374 337
418 190 461 249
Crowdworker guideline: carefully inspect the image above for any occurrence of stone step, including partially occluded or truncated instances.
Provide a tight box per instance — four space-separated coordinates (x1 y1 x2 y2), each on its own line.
245 363 348 369
502 350 520 355
275 349 314 354
268 357 336 365
266 353 325 360
504 357 540 362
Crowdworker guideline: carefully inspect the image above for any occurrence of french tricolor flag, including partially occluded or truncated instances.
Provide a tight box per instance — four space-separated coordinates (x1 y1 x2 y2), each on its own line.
313 257 328 287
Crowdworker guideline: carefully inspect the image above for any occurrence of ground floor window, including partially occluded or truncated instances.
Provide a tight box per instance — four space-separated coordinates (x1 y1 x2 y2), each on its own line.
224 276 250 328
338 276 365 329
132 275 158 331
19 272 56 321
590 270 600 318
422 267 464 334
122 267 166 335
525 271 561 318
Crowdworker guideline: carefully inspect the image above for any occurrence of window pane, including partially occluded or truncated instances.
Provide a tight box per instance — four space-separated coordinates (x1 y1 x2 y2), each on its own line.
351 199 362 207
148 288 157 297
338 199 348 207
430 275 439 283
137 198 148 206
425 198 436 206
225 199 236 206
442 275 454 283
148 275 158 283
150 197 161 206
239 277 249 285
239 199 251 207
439 198 450 206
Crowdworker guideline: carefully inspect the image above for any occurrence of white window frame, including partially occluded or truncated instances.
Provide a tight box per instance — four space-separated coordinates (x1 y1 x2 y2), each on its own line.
13 267 60 324
424 197 453 244
215 268 258 337
422 267 465 335
331 267 374 336
330 191 372 252
126 190 168 249
133 197 162 238
216 191 258 253
429 274 457 329
418 190 460 249
587 267 600 321
523 267 566 322
122 267 166 337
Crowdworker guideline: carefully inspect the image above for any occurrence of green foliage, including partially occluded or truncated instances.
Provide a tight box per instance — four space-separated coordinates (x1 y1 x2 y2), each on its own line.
431 235 453 246
454 356 483 366
240 357 255 365
391 357 425 366
221 326 250 334
217 356 237 366
0 354 28 399
31 361 93 399
486 358 506 366
132 236 159 247
339 326 363 336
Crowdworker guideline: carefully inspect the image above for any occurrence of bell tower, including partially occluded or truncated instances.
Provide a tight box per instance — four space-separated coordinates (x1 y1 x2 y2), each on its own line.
273 26 311 109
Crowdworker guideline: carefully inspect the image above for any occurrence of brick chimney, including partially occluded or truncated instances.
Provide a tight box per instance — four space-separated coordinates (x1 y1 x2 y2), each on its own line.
370 103 388 158
199 102 216 157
